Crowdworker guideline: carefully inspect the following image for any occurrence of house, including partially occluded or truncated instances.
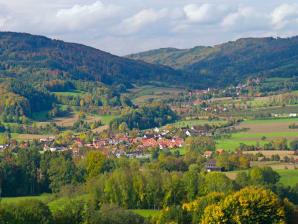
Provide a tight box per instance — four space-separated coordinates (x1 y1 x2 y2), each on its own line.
93 139 108 148
172 138 184 147
204 151 213 158
75 139 84 148
216 149 225 154
205 159 224 172
154 127 160 133
43 145 67 152
142 138 158 148
39 136 55 143
0 144 7 152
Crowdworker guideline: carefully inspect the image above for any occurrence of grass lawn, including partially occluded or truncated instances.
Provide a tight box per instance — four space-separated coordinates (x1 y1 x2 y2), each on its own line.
225 168 298 187
242 118 298 125
129 85 183 104
217 117 298 151
1 194 51 204
1 194 88 212
277 169 298 187
1 194 161 217
96 114 118 125
216 139 268 151
171 119 226 128
131 209 161 218
52 90 86 97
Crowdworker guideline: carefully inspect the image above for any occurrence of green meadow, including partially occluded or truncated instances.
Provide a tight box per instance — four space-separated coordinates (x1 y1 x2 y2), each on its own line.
171 119 227 128
131 209 160 218
1 194 160 218
277 169 298 187
217 118 298 151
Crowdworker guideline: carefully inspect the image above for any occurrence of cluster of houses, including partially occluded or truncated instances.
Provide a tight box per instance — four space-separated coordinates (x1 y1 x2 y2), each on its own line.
0 144 9 152
81 134 184 158
39 128 186 158
272 113 297 118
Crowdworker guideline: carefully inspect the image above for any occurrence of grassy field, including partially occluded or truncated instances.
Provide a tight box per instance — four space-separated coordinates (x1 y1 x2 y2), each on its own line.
1 194 51 204
94 114 117 125
171 119 227 128
277 169 298 186
0 194 88 212
128 85 183 104
52 90 86 97
131 209 160 218
222 105 298 118
225 168 298 187
217 118 298 151
1 194 160 218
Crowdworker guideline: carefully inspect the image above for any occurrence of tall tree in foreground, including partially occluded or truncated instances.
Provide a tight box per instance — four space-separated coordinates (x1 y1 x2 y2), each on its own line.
201 187 286 224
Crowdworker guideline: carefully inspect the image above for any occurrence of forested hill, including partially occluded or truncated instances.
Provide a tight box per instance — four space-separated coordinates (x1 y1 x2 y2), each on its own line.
127 37 298 87
0 32 181 86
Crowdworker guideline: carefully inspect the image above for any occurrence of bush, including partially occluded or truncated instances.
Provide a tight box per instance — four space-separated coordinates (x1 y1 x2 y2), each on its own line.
53 200 85 224
0 200 53 224
87 204 146 224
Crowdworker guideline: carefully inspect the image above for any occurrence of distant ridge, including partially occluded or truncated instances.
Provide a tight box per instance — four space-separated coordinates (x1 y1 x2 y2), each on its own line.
127 36 298 86
0 31 181 87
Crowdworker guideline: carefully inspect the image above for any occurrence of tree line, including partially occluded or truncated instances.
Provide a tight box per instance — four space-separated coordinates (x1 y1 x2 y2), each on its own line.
110 103 178 130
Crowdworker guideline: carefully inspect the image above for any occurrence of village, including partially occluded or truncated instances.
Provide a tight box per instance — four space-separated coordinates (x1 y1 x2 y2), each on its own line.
39 125 209 158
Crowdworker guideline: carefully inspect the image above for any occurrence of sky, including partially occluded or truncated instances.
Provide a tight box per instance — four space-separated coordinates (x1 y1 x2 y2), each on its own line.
0 0 298 55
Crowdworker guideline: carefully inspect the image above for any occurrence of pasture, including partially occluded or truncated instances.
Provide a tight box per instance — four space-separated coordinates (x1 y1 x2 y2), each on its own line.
52 90 86 97
128 85 183 104
131 209 160 218
0 194 160 218
277 169 298 187
225 168 298 187
0 194 51 204
217 118 298 151
170 118 227 128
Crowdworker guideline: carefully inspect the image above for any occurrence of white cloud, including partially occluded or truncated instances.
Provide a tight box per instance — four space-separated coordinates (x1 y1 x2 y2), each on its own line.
55 1 121 31
222 7 254 27
119 8 168 34
271 3 298 29
183 3 230 24
0 0 298 55
221 6 270 32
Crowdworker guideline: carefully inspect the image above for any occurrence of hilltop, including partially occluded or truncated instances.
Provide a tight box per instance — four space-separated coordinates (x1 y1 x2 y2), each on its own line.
127 37 298 87
0 32 181 86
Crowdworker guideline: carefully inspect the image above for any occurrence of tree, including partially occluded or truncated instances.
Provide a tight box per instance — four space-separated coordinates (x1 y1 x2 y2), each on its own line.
163 172 186 207
118 122 128 133
201 187 286 224
289 140 298 150
86 151 106 178
154 205 190 224
182 192 224 223
48 156 77 192
272 138 288 150
203 172 235 194
249 167 280 186
0 122 5 132
185 136 215 154
235 171 249 187
183 164 200 201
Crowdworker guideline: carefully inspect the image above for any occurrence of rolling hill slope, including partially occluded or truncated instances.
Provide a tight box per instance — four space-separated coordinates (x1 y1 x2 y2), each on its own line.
127 37 298 87
0 32 181 86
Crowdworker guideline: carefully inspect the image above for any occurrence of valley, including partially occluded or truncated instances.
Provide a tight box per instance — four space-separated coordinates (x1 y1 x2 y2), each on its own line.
0 32 298 224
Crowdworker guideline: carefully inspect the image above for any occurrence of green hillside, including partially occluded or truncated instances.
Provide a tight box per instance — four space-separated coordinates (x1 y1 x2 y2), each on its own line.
0 32 181 86
127 37 298 87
